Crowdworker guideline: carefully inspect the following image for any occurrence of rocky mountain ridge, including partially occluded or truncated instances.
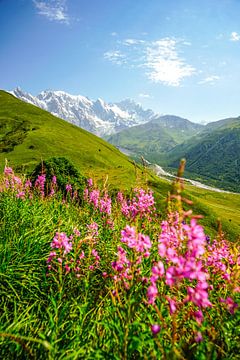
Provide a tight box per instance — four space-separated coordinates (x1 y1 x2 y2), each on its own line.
10 88 156 136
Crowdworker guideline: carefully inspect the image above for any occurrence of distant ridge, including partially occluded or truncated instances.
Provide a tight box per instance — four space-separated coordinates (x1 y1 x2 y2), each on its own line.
107 114 203 162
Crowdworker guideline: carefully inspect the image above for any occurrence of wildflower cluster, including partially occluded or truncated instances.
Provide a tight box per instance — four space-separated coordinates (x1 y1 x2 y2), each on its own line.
111 226 151 288
47 227 101 277
84 179 112 215
1 165 76 202
1 167 239 358
117 188 155 220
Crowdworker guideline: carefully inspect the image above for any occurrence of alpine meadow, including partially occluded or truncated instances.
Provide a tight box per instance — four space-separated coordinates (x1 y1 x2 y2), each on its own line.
1 1 240 359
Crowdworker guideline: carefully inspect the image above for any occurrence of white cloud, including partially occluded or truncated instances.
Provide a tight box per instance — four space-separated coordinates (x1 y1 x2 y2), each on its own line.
198 75 220 85
103 50 126 65
111 32 118 37
230 32 240 41
144 38 196 86
122 38 145 46
139 93 151 98
104 37 195 87
33 0 69 24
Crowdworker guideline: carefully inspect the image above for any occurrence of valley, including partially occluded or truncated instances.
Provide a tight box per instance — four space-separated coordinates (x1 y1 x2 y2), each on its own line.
11 87 240 193
1 89 240 242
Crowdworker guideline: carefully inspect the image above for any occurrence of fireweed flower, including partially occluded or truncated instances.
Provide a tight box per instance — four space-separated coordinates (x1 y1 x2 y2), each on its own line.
51 232 73 255
220 297 238 314
49 188 55 197
121 225 151 257
185 283 212 308
87 178 93 187
206 239 236 281
83 188 89 201
117 191 124 203
73 228 81 237
120 188 155 219
89 189 100 208
111 246 131 284
4 166 14 176
195 332 203 343
99 194 112 215
24 179 32 189
89 249 101 269
16 191 25 199
66 184 72 193
65 264 71 273
35 174 46 197
52 175 57 185
166 296 177 314
151 324 161 335
147 283 158 305
147 213 213 324
194 310 204 325
47 251 57 263
92 249 100 261
12 176 22 189
151 261 165 279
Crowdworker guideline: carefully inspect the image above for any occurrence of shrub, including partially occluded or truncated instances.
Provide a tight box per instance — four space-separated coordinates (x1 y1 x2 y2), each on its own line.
30 156 86 198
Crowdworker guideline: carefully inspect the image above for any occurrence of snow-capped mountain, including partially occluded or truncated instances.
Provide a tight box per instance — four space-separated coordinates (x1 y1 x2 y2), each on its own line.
10 87 156 136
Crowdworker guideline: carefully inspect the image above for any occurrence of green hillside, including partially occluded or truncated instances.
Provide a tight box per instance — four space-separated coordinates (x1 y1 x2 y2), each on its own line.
0 90 240 240
107 115 203 163
0 90 143 188
168 117 240 191
107 112 240 192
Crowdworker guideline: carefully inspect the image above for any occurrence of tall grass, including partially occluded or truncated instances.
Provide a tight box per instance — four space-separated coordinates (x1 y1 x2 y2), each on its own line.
0 167 239 359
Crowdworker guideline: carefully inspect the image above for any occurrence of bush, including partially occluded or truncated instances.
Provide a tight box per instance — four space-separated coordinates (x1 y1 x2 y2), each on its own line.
30 156 86 198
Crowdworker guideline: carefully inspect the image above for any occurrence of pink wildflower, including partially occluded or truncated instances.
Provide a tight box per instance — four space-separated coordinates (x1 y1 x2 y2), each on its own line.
89 189 100 208
16 191 25 199
99 194 112 214
195 332 203 343
4 166 13 176
35 174 46 197
220 297 238 314
87 178 93 187
66 184 72 193
166 296 177 314
52 175 57 185
151 324 161 335
194 310 204 324
51 232 73 255
147 283 158 305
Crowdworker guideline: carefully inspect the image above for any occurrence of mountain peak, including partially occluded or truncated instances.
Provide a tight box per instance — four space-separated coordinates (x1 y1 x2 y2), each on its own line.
11 88 156 136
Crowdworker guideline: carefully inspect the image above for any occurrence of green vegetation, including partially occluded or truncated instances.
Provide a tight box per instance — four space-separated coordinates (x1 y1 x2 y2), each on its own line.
0 89 240 241
169 122 240 192
0 168 239 359
107 111 240 192
31 157 86 196
0 90 143 188
107 115 202 164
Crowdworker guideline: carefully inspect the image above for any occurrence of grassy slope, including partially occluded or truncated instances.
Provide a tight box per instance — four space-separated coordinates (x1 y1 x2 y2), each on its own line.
184 184 240 241
107 115 202 161
0 90 240 240
148 178 240 242
0 90 143 188
167 117 240 190
108 112 240 191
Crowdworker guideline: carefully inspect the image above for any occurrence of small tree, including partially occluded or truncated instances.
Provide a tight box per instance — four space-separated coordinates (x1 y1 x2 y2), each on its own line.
30 157 86 199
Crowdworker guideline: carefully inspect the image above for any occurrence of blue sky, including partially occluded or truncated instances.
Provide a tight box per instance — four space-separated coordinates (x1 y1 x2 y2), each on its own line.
1 0 240 123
